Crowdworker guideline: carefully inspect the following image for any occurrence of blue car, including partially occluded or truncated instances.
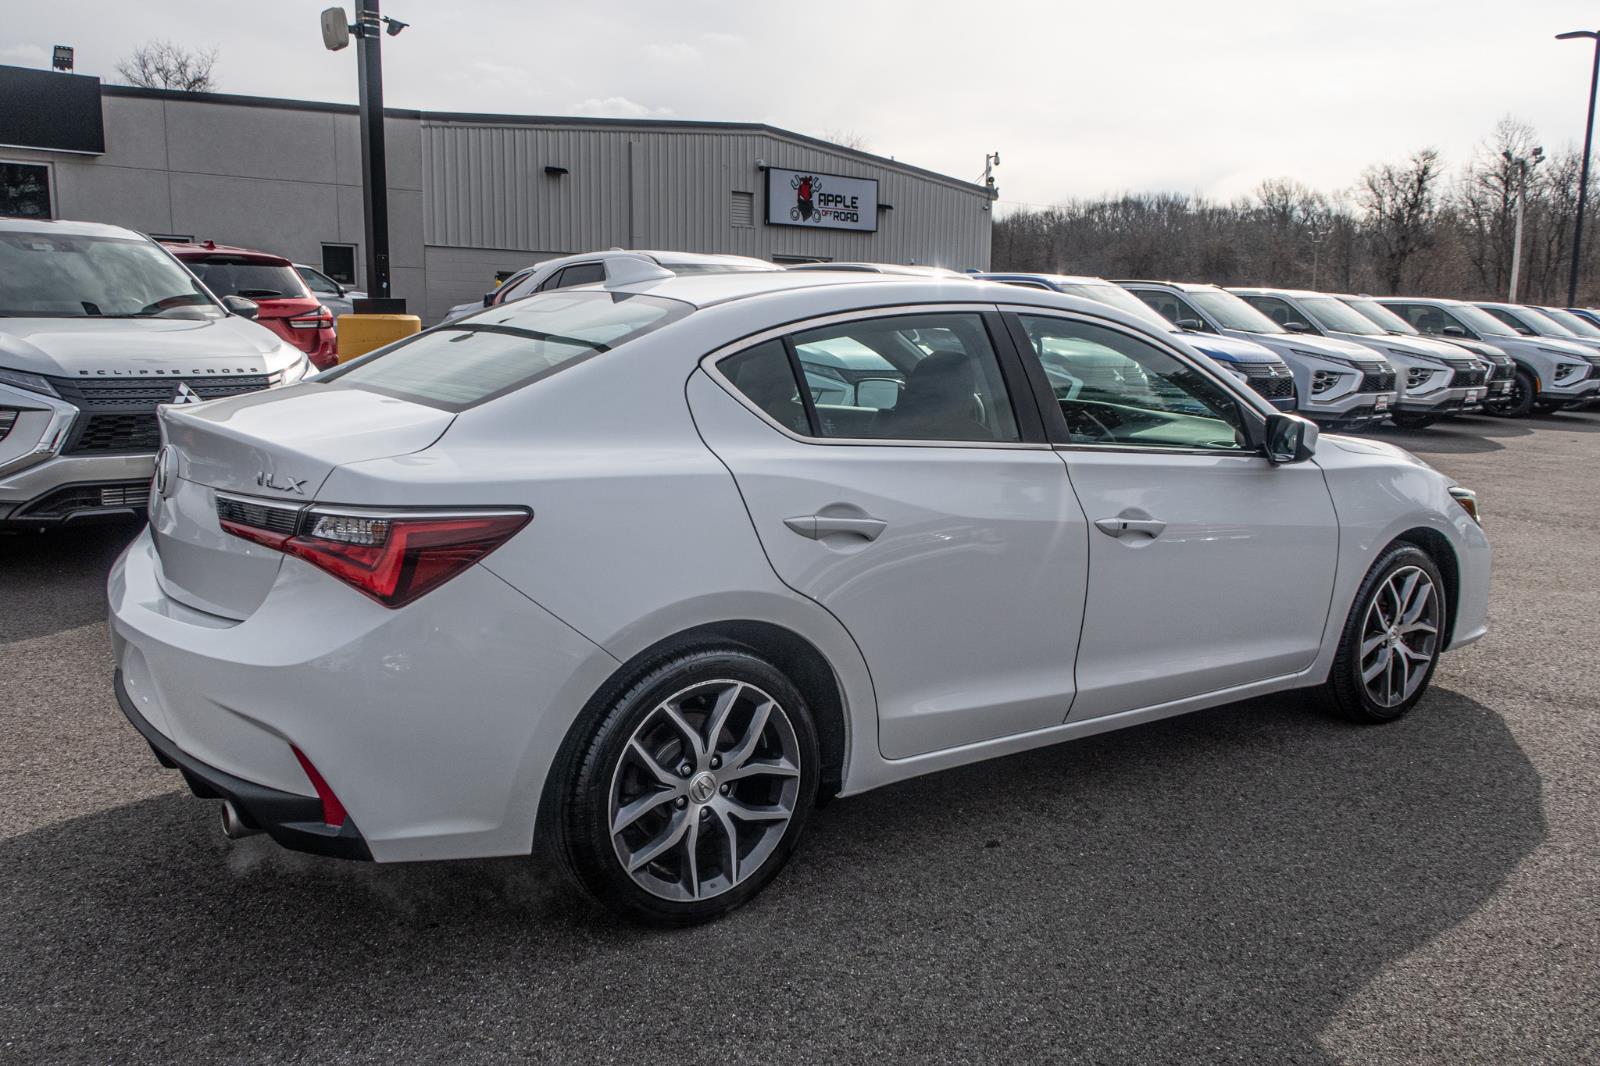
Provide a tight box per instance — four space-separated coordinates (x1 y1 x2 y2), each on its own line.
974 272 1298 410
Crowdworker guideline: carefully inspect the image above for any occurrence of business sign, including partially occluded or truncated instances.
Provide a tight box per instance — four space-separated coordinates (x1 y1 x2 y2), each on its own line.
0 66 105 154
766 167 878 232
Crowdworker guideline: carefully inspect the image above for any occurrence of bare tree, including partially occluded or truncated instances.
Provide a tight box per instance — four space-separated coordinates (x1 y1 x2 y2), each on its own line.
819 129 870 152
1359 149 1442 294
115 40 219 92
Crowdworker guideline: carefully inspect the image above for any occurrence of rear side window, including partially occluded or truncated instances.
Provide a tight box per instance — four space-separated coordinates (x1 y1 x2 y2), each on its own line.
323 290 690 410
719 312 1021 443
185 258 308 299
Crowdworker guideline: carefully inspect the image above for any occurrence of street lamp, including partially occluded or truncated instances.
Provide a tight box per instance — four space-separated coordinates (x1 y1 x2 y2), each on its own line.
1556 29 1600 307
1503 146 1543 303
322 2 408 312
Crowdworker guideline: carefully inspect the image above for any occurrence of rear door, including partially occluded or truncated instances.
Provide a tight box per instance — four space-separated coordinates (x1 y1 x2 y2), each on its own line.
1004 309 1340 720
688 306 1089 760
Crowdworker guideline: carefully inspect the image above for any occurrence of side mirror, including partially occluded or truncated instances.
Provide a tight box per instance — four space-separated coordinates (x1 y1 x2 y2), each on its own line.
1284 320 1313 334
1264 412 1318 465
481 293 494 308
221 295 259 320
1175 317 1207 331
1441 325 1466 337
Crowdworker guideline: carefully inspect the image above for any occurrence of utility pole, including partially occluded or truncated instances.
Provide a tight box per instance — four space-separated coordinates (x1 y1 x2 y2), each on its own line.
1504 147 1543 302
1557 30 1600 307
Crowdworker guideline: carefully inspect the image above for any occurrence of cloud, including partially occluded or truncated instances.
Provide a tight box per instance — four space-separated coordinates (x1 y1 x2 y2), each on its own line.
0 43 49 68
699 32 744 48
644 42 700 64
570 96 675 119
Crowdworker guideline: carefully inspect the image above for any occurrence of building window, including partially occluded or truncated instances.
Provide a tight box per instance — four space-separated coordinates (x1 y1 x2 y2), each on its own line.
730 190 755 228
322 243 357 286
0 162 52 218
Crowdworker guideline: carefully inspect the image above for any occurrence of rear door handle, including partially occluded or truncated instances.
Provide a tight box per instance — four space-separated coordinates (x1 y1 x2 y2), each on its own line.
784 515 888 541
1094 517 1166 539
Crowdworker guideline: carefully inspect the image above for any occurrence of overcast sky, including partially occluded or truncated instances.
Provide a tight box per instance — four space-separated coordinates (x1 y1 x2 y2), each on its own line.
5 1 1600 211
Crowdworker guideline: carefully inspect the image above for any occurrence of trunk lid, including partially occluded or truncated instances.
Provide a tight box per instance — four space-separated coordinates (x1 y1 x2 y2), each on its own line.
152 384 454 619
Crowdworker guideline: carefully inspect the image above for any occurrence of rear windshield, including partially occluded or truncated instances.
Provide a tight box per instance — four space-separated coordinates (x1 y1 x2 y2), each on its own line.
322 289 691 410
184 257 309 299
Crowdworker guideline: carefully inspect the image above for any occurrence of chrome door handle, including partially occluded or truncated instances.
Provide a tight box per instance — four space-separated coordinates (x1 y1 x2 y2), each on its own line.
1094 517 1166 539
784 515 888 541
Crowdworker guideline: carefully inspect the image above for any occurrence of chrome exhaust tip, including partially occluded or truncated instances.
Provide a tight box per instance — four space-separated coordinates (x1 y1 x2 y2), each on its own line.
220 800 261 840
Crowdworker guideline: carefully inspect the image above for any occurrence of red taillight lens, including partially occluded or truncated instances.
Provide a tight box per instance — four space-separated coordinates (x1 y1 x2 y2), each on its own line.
288 307 334 330
222 506 530 607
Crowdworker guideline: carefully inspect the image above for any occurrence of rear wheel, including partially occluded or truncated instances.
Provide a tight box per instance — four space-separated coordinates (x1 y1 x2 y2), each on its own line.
1321 544 1446 723
1483 368 1535 417
556 647 820 925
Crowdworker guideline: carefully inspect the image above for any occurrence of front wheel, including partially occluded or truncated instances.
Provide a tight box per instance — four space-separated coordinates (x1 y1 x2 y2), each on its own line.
1483 368 1535 417
556 647 820 925
1320 544 1447 723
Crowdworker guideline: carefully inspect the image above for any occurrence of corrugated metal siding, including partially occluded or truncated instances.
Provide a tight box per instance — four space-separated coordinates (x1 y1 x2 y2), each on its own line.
422 122 990 270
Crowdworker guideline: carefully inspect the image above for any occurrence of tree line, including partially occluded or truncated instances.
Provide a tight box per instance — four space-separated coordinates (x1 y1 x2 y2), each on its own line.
992 118 1600 306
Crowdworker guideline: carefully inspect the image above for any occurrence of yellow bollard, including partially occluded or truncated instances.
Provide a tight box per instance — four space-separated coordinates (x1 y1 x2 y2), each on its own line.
335 313 422 363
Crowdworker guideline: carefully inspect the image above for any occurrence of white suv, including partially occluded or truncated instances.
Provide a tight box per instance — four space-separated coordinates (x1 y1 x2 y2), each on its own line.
110 268 1488 924
0 219 309 527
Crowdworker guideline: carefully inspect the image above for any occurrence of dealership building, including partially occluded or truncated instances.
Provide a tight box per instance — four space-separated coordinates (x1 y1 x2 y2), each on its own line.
0 65 995 322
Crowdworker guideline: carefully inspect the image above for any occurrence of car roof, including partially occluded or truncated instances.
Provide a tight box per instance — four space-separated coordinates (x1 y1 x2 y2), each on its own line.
526 249 777 272
975 272 1112 286
161 240 291 265
583 268 1119 312
786 262 971 277
0 216 150 240
1227 287 1330 299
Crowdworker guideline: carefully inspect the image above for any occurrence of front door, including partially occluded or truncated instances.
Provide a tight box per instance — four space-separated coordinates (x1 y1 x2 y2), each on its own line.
688 308 1089 760
1007 310 1340 720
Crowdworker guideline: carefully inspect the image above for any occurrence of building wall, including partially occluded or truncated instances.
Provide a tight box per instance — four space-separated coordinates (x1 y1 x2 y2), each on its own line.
8 82 992 323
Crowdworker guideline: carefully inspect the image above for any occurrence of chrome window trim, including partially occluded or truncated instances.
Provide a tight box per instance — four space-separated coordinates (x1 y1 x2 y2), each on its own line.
700 302 1050 451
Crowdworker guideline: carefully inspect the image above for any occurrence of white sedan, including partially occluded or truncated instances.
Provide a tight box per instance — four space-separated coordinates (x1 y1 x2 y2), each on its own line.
109 264 1489 924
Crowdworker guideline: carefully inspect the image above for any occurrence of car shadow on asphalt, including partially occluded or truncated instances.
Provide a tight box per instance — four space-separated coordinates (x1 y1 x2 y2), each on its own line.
0 687 1543 1062
0 519 142 645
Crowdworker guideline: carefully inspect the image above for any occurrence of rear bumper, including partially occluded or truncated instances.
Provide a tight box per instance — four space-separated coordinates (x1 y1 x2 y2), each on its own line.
116 669 373 860
108 526 616 862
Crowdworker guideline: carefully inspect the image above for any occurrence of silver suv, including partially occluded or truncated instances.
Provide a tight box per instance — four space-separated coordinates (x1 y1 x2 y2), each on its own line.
1231 287 1488 428
1379 297 1598 417
0 219 309 527
1121 281 1397 431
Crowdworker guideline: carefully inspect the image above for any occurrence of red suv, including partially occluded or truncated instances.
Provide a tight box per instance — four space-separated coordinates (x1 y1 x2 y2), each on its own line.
166 241 338 369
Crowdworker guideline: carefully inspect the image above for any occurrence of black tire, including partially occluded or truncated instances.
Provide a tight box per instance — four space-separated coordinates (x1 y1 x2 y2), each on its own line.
1388 412 1439 429
1484 367 1536 417
1321 543 1447 723
554 646 820 926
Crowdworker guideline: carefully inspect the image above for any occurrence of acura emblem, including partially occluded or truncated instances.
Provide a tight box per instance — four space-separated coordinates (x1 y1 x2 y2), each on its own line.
688 772 718 804
154 445 178 498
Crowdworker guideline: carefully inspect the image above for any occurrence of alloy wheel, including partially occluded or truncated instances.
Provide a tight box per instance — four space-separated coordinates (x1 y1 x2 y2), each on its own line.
1359 565 1440 709
608 679 802 902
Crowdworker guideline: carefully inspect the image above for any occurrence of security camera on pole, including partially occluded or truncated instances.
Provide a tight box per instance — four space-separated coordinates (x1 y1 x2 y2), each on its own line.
322 2 420 361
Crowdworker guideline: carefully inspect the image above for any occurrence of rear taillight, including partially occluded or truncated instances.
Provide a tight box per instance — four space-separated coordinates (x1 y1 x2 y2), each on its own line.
220 501 530 607
288 307 334 330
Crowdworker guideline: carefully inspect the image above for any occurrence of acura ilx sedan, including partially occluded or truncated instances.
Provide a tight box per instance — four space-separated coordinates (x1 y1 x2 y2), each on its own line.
110 264 1489 924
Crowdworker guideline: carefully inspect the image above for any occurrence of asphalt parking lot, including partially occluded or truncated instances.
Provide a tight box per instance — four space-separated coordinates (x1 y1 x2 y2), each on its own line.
2 412 1597 1065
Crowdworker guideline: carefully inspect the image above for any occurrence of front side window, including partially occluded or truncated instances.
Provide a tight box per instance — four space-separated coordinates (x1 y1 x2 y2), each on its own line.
1483 307 1537 336
720 312 1021 443
324 290 690 410
1298 295 1385 335
298 266 341 295
0 231 217 318
1185 289 1286 333
1015 314 1249 451
1240 295 1311 331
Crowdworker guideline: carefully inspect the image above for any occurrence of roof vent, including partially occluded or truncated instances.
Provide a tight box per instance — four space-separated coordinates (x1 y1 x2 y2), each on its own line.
604 255 675 287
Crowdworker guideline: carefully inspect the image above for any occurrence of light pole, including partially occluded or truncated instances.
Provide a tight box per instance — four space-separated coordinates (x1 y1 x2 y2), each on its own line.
322 2 409 311
1504 146 1543 302
1556 30 1600 307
